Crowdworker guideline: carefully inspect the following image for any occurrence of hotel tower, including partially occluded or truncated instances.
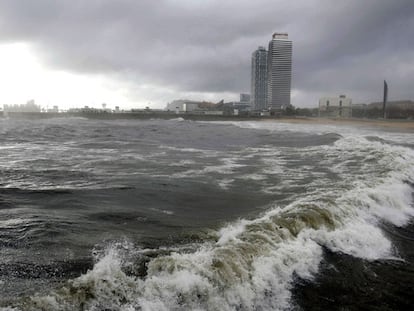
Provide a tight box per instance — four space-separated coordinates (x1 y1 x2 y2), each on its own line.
267 33 292 110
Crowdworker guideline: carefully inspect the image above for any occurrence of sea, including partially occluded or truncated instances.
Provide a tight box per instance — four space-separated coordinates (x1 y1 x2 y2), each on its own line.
0 117 413 311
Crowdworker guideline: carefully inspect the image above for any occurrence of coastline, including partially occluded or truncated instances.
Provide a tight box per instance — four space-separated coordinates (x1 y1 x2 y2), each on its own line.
269 117 414 130
2 111 414 130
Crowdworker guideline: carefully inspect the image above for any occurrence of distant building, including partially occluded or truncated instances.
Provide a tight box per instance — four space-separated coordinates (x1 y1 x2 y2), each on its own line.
166 100 203 112
267 33 292 110
47 105 59 113
166 100 186 112
101 103 111 113
368 100 414 110
224 101 250 113
4 99 41 113
367 100 414 119
251 46 268 110
166 100 219 114
240 93 251 104
319 95 352 118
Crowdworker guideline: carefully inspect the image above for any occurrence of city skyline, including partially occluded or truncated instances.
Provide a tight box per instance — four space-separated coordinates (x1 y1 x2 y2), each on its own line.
0 0 413 110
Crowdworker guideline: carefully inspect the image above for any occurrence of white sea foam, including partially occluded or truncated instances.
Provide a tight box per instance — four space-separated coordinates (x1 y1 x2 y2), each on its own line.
159 145 220 156
169 117 185 122
312 220 393 260
238 173 267 181
148 207 174 215
168 159 196 166
217 178 234 190
170 157 245 178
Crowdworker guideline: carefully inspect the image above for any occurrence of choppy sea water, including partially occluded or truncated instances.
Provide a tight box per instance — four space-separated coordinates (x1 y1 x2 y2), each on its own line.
0 117 413 310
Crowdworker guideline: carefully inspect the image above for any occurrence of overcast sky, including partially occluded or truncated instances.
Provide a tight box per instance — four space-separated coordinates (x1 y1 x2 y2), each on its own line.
0 0 413 109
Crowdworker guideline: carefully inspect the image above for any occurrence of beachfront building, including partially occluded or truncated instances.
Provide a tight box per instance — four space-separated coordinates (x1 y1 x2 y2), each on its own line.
250 46 268 110
267 33 292 110
319 95 352 118
165 99 224 115
224 94 253 115
3 99 41 113
166 100 201 113
240 93 251 104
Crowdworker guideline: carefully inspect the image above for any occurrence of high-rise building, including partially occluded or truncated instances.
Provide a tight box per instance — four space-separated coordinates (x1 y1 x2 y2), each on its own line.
250 46 268 110
267 33 292 110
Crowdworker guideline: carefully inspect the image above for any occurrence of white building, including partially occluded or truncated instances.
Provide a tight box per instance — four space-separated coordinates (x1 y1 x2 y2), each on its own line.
267 33 292 110
319 95 352 118
166 100 200 113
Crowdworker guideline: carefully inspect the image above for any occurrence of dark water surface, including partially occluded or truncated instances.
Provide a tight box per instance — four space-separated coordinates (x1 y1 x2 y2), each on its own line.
0 118 413 310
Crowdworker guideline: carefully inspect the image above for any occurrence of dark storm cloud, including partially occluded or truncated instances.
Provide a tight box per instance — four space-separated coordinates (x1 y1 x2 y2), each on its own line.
0 0 413 105
291 1 414 103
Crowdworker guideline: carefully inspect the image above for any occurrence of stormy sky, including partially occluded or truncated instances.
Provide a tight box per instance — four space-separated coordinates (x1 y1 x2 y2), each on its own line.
0 0 413 109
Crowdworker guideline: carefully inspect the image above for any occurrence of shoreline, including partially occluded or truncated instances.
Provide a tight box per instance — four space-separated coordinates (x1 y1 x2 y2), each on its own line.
269 117 414 130
2 111 414 130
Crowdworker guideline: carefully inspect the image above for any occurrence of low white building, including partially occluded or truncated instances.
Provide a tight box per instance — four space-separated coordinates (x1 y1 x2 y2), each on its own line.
319 95 352 118
166 100 200 113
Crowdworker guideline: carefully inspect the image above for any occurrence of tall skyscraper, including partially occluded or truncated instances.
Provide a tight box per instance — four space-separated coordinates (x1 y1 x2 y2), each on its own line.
267 33 292 110
250 46 268 110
